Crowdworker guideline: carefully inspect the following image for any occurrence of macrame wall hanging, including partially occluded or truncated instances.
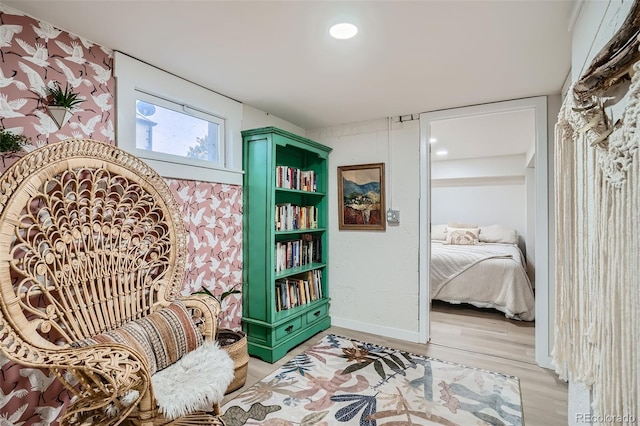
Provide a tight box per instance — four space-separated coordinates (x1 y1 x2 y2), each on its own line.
554 1 639 423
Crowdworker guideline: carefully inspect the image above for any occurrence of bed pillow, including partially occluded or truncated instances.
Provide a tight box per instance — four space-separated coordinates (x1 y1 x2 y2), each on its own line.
432 224 447 240
444 227 480 245
479 224 518 245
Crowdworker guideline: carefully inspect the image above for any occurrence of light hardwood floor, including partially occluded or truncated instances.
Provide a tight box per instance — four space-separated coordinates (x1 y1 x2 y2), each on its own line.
223 302 568 425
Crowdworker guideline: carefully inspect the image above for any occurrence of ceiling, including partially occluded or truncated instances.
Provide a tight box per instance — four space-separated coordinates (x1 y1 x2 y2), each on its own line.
5 1 574 130
430 109 535 161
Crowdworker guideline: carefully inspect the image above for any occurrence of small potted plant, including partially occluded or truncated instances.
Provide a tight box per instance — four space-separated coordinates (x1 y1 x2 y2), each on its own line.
44 81 83 129
195 283 248 394
0 128 29 154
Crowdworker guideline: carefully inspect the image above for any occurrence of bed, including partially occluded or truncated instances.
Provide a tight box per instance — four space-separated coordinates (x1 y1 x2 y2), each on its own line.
430 224 535 321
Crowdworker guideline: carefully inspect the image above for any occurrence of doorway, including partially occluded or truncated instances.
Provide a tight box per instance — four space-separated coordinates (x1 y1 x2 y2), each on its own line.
418 97 553 368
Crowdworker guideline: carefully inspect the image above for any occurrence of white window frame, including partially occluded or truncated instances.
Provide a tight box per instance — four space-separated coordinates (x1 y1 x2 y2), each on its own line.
134 89 225 165
114 52 243 185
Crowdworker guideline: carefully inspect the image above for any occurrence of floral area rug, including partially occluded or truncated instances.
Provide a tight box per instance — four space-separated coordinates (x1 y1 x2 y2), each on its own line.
221 334 523 425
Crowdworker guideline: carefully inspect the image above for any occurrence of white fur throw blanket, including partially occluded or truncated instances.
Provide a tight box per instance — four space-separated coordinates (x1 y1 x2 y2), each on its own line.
151 341 234 419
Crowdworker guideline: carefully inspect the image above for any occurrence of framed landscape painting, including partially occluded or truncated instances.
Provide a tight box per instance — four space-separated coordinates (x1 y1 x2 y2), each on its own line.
337 163 386 231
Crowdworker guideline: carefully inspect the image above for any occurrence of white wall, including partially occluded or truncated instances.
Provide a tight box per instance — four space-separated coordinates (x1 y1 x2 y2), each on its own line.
431 154 527 250
432 183 525 239
307 118 421 341
242 105 306 135
566 1 634 424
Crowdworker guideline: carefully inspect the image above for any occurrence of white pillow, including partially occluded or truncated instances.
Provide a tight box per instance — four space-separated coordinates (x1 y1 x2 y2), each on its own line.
431 224 447 240
444 227 480 245
478 224 518 245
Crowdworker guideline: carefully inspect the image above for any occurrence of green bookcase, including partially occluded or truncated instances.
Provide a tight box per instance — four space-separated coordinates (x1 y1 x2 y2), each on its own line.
242 127 332 363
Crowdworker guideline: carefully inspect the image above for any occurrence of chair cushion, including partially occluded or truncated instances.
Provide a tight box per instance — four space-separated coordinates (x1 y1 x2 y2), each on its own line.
151 341 235 419
73 301 203 375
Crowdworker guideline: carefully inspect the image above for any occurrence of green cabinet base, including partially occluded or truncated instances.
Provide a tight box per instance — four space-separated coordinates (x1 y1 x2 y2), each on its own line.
246 315 331 363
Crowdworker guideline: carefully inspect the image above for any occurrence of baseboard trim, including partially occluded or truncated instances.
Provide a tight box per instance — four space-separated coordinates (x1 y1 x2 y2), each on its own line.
331 316 421 343
536 353 554 370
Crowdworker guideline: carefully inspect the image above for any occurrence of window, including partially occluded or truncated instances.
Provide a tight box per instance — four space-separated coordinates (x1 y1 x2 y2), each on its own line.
135 92 223 163
114 52 243 184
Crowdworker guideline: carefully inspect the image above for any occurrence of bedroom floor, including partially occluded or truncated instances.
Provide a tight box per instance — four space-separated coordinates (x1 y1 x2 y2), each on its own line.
430 300 535 364
224 305 568 425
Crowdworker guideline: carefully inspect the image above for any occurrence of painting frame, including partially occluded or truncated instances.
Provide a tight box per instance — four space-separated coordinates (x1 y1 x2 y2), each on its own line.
337 163 386 231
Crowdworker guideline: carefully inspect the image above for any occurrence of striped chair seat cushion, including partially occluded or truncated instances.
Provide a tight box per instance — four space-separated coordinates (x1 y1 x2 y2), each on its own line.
73 301 203 375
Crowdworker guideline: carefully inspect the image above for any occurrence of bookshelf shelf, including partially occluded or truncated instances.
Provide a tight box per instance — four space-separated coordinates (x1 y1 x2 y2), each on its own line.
275 188 326 197
275 262 327 280
275 228 326 237
242 127 332 363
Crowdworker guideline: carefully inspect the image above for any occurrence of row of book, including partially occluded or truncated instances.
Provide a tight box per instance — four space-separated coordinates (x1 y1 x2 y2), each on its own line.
275 203 318 231
275 235 322 272
276 166 317 192
275 270 323 312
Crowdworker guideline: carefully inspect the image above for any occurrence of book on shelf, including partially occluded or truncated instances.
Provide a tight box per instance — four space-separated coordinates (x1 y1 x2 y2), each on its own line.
275 269 323 312
275 234 322 272
276 166 317 192
276 286 282 312
275 203 318 231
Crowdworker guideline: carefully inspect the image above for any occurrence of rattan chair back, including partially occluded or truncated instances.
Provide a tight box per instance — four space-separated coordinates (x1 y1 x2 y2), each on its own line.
0 140 226 426
0 140 187 349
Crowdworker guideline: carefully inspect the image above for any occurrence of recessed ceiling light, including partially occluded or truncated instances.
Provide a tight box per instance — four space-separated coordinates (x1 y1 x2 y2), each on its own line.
429 138 437 143
435 149 448 156
330 23 358 40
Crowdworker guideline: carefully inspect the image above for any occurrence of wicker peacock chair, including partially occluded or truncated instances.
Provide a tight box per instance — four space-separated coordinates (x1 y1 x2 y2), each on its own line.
0 139 232 425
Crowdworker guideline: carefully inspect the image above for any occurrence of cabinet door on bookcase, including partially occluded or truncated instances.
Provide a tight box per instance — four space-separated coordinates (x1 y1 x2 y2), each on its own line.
242 127 332 363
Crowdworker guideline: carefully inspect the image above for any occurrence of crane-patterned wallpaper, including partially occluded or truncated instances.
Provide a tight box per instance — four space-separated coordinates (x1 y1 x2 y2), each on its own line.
0 7 243 425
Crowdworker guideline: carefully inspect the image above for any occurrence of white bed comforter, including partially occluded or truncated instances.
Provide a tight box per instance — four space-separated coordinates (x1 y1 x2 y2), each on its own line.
431 241 535 321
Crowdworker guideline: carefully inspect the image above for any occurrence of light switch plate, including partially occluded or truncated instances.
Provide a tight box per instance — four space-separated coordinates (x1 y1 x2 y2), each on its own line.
387 209 400 224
